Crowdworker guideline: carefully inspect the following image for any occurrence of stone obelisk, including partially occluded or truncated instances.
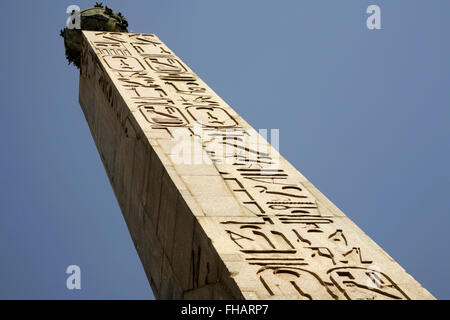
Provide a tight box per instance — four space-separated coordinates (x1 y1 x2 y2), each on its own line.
64 5 434 299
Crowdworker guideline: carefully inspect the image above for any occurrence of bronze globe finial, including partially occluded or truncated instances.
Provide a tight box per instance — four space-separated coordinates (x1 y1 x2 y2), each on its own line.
60 4 128 68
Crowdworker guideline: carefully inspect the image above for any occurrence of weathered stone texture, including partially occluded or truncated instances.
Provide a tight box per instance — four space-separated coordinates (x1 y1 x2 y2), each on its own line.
78 31 434 300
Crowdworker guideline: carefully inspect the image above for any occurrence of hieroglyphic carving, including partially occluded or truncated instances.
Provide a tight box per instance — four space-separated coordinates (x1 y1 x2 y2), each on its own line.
328 267 410 300
186 106 238 128
81 31 433 300
258 266 338 300
217 216 386 299
94 42 131 56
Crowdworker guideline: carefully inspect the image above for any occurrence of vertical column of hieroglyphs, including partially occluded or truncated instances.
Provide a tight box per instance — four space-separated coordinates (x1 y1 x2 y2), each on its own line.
79 31 434 300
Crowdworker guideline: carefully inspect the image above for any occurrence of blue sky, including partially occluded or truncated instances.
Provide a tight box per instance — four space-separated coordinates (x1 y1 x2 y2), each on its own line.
0 0 449 299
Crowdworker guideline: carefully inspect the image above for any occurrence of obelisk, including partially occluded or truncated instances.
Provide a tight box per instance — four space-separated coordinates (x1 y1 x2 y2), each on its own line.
63 5 434 299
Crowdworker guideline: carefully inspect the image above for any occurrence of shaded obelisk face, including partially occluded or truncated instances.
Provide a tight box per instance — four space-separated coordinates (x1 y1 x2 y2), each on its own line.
60 3 128 68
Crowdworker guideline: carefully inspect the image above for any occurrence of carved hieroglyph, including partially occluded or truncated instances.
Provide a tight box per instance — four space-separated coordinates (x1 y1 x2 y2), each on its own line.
78 31 434 300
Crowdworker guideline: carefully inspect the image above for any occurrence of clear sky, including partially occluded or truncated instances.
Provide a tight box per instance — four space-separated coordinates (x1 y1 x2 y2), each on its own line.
0 0 449 299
